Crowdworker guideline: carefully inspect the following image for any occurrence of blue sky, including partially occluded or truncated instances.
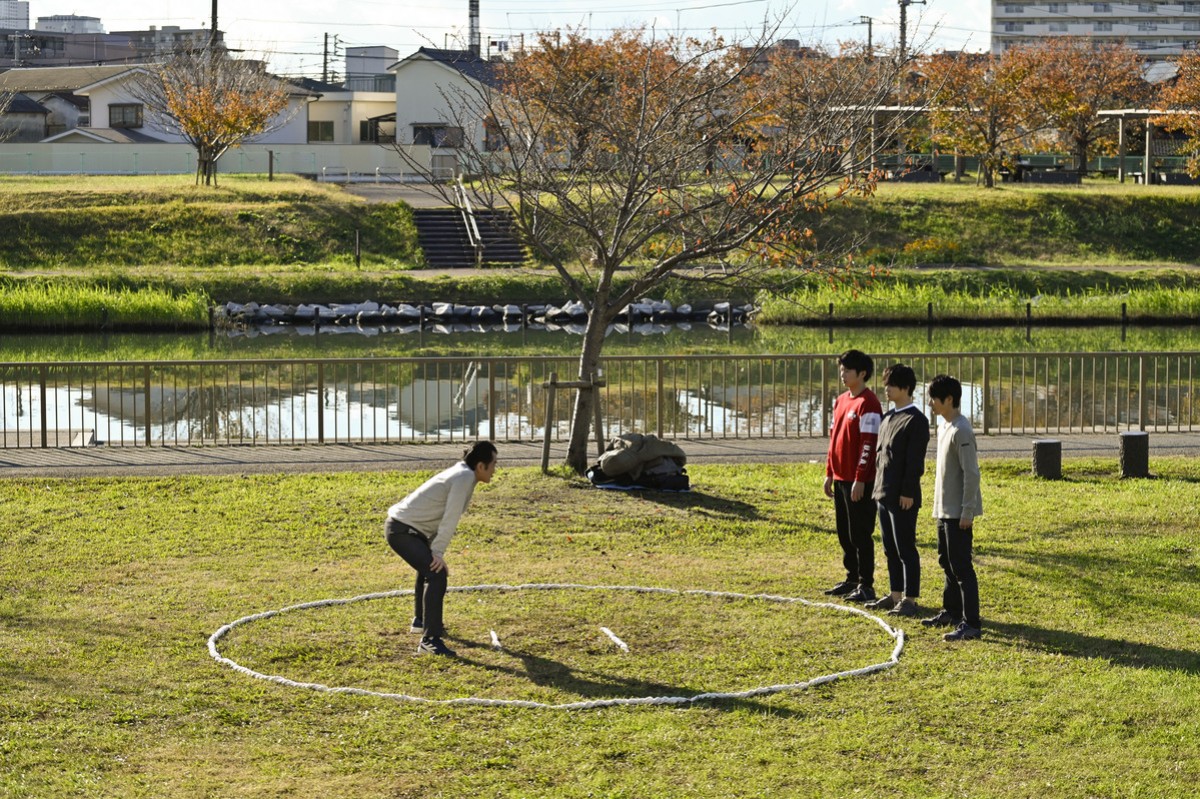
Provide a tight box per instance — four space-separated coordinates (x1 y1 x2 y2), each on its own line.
78 0 991 76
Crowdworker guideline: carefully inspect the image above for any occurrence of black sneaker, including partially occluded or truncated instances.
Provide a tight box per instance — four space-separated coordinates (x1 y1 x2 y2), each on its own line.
823 581 858 596
416 636 456 656
943 622 982 642
921 610 960 628
865 594 897 611
887 597 919 617
844 585 876 603
409 617 425 634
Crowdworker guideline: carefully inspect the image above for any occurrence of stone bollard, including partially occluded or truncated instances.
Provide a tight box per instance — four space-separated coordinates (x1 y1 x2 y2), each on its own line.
1119 431 1150 479
1032 439 1062 479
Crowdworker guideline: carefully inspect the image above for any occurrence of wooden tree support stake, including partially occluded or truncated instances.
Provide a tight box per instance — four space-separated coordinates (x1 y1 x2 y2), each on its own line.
541 373 608 473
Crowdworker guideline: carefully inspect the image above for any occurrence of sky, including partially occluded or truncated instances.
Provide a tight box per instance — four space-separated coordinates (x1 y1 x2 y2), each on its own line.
45 0 993 77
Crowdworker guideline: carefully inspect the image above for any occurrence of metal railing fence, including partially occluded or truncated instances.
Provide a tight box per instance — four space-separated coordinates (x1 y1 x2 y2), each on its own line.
1 352 1196 448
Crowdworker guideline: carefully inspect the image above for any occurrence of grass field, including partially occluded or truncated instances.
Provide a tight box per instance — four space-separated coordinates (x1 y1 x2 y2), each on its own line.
0 175 420 270
2 460 1198 797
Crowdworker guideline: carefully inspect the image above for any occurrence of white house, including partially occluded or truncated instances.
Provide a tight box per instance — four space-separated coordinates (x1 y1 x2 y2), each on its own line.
1 64 316 145
0 93 47 142
296 77 395 145
0 65 127 137
389 48 498 152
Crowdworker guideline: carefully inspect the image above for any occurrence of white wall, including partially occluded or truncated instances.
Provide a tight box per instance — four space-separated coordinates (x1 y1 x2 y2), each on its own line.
0 141 436 178
393 58 487 150
307 91 394 144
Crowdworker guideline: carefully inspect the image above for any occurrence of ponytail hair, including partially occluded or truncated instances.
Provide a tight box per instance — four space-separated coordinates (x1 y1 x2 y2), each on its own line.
463 440 497 469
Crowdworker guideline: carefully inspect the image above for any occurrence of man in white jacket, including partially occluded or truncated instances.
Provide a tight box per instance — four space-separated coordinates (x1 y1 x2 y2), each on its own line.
385 441 497 656
925 376 984 642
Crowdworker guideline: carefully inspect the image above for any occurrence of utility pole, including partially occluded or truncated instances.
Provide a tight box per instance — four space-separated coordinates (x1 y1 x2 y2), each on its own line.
898 0 926 63
323 32 329 83
209 0 218 52
857 15 874 57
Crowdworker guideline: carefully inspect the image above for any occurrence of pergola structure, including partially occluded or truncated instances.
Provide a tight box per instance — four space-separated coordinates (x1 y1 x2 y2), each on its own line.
833 105 934 173
1097 109 1199 183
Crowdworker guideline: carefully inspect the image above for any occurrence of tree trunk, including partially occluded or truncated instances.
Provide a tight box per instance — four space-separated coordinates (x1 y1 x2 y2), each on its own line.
983 156 996 188
565 309 609 474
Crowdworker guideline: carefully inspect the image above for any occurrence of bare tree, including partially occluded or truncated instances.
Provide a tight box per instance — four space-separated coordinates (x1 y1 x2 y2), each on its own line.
401 28 914 472
131 49 297 186
0 88 16 143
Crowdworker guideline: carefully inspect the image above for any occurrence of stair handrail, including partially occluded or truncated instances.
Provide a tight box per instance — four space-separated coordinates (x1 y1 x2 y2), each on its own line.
454 176 484 268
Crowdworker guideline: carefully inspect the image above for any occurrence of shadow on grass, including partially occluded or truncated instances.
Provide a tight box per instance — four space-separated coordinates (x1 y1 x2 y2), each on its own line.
611 488 764 521
987 620 1200 674
443 635 811 715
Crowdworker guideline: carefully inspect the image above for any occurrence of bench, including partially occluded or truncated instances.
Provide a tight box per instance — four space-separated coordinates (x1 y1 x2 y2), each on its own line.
1022 169 1082 184
1157 171 1200 185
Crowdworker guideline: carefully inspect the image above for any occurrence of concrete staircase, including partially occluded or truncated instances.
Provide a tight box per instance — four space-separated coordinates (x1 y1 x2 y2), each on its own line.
412 208 527 269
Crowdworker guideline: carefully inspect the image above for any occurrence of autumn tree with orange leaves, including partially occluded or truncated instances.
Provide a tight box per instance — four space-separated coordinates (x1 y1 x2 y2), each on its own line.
1153 49 1200 177
133 49 295 186
922 50 1047 188
417 28 913 472
1012 38 1149 172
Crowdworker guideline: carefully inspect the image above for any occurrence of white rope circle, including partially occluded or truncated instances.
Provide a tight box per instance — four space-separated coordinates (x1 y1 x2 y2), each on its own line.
207 583 906 710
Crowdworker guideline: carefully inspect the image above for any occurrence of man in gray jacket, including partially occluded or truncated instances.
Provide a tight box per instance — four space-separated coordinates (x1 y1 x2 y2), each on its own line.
925 375 984 641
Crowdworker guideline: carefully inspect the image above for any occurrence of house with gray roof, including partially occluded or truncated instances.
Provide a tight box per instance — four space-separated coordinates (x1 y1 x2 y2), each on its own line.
389 48 500 154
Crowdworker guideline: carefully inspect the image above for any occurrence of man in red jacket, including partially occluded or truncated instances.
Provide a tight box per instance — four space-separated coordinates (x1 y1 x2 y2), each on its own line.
823 349 883 602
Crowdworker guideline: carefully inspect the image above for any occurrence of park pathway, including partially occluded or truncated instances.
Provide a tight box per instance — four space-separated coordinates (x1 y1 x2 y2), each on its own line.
0 432 1196 478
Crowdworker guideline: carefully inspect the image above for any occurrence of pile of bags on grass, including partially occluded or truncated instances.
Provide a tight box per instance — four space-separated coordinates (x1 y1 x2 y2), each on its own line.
586 433 690 492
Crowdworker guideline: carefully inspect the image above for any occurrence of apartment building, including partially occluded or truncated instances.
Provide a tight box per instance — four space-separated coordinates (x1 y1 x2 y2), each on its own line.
993 1 1200 59
0 0 29 30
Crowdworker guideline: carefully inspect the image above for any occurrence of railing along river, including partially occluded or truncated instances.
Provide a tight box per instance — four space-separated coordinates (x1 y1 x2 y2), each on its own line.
1 353 1197 448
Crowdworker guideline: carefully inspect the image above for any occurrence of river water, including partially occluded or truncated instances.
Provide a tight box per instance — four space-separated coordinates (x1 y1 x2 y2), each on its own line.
3 322 1196 446
3 321 1199 363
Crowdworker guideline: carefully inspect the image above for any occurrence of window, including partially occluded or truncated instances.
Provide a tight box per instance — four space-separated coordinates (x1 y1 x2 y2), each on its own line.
307 120 335 142
1139 21 1159 29
1095 20 1114 29
109 103 143 129
359 119 396 144
1047 2 1068 11
1185 19 1200 29
1005 21 1025 30
1136 2 1154 10
1185 1 1200 11
1004 3 1024 11
1092 3 1111 11
412 125 464 148
1049 21 1069 30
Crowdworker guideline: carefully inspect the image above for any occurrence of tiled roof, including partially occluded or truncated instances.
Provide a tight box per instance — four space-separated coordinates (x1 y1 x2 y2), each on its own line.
402 48 499 87
6 93 49 115
0 65 138 93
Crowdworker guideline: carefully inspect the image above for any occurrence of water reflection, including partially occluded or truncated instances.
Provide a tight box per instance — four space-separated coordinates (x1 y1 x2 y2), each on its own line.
2 323 1199 363
5 348 1191 448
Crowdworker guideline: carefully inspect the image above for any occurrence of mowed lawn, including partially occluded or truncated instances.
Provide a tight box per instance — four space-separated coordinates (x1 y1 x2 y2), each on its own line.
1 459 1198 798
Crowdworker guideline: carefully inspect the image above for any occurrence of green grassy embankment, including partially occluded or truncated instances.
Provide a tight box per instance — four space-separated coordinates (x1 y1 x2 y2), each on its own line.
3 176 1200 330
